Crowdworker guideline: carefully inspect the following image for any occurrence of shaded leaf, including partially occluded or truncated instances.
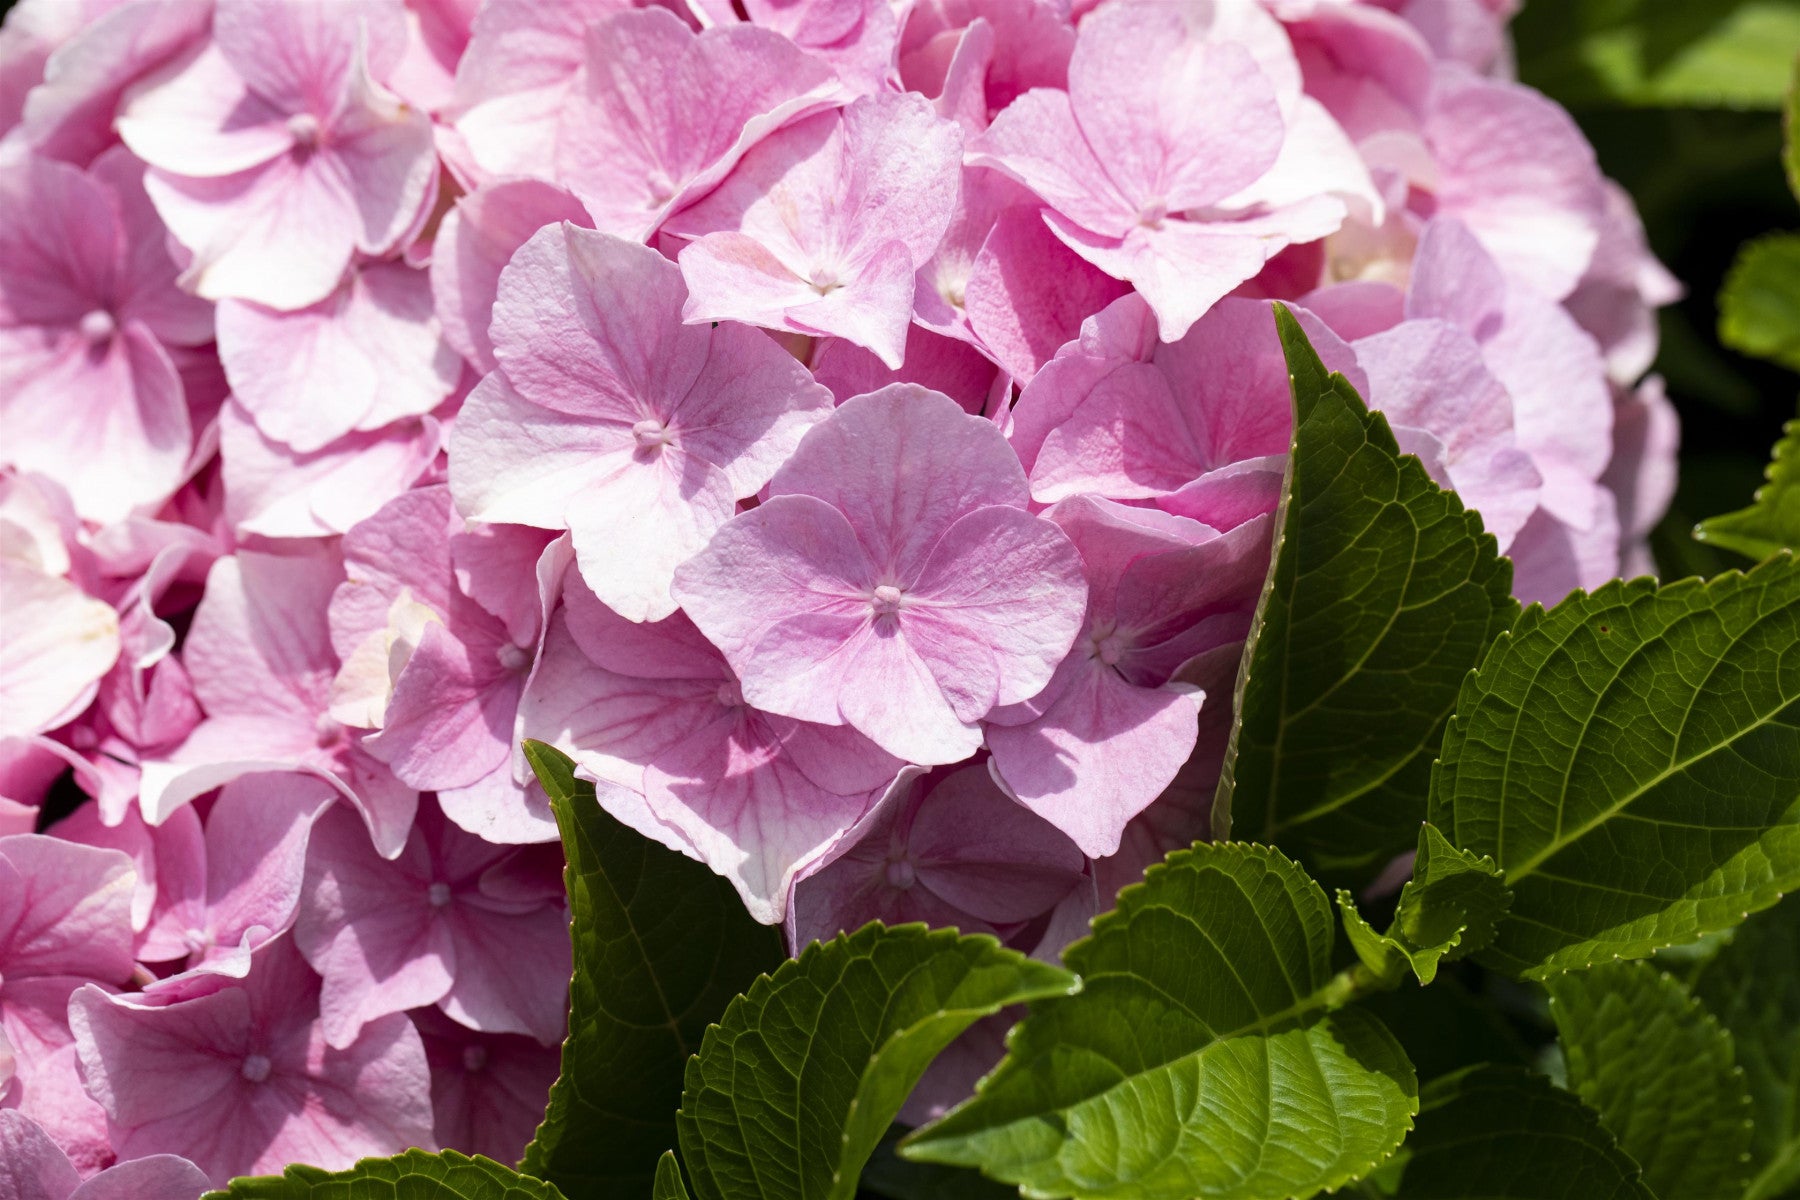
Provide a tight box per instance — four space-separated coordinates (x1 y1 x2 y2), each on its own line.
519 741 784 1196
1391 1065 1654 1199
1514 0 1800 110
1358 976 1533 1084
1216 305 1517 887
204 1149 566 1199
1696 410 1800 559
1339 825 1513 986
677 922 1074 1200
654 1152 693 1200
861 1126 1021 1200
1718 238 1800 371
1431 556 1800 978
1691 893 1800 1200
1547 961 1755 1200
1788 60 1800 199
904 843 1417 1200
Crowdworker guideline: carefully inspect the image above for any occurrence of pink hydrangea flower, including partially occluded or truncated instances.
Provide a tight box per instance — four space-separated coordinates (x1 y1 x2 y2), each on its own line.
788 760 1087 949
69 937 435 1185
0 1111 209 1200
521 571 901 922
328 486 557 843
217 260 459 454
0 148 212 523
971 1 1352 342
666 92 963 368
413 1008 558 1167
553 7 841 241
117 0 439 309
449 222 832 622
986 499 1274 857
673 384 1089 765
294 799 570 1049
0 835 137 1173
138 546 419 858
0 561 119 742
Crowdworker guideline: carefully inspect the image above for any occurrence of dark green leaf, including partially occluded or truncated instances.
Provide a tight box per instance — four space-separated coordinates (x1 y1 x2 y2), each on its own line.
1339 825 1513 986
904 843 1418 1200
1391 1065 1654 1199
1215 305 1517 887
1691 894 1800 1200
1718 238 1800 371
1696 411 1800 559
861 1126 1021 1200
1514 0 1800 110
654 1152 693 1200
1358 976 1533 1084
1547 961 1754 1200
519 740 784 1196
677 922 1073 1200
1432 556 1800 978
203 1149 566 1199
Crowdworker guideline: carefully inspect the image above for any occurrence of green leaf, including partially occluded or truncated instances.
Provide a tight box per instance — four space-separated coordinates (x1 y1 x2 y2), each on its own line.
1786 60 1800 198
1718 238 1800 371
677 922 1074 1200
1432 556 1800 978
903 843 1418 1200
1546 961 1755 1200
861 1127 1022 1200
1358 976 1533 1084
519 741 784 1196
1390 1065 1655 1199
1691 894 1800 1200
1696 411 1800 559
654 1152 693 1200
1215 304 1518 887
1514 0 1800 110
1339 825 1513 986
203 1149 567 1199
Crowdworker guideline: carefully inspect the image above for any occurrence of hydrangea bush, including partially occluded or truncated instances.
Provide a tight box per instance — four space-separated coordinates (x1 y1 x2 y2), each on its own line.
0 0 1795 1198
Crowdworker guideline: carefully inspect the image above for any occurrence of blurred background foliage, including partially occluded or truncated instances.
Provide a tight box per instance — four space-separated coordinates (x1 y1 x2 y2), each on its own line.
1512 0 1800 580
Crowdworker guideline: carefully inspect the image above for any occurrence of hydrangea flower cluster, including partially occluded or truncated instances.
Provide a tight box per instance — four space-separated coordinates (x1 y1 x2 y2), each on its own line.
0 0 1679 1184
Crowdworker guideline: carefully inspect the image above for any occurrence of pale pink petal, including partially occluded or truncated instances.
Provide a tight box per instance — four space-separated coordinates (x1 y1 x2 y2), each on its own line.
1603 375 1679 553
72 1153 212 1200
0 834 136 982
963 204 1128 382
811 327 1007 417
838 625 987 765
416 1012 558 1165
968 88 1132 237
364 621 522 790
0 563 119 739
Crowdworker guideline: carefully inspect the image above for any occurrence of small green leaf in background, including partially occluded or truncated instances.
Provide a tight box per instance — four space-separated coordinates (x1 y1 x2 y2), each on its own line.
519 741 784 1197
1514 0 1800 110
1389 1065 1654 1200
654 1151 693 1200
1547 961 1755 1200
676 922 1074 1200
1786 59 1800 198
1339 824 1512 987
904 843 1417 1200
1215 305 1517 888
1719 237 1800 370
1431 555 1800 978
1697 410 1800 558
204 1149 566 1199
1691 894 1800 1200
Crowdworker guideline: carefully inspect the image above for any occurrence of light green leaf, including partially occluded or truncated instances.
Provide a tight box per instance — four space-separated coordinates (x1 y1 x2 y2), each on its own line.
903 843 1418 1200
1215 305 1517 887
1339 825 1513 986
1547 961 1755 1200
1514 0 1800 110
1696 411 1800 559
1691 894 1800 1200
519 741 784 1196
1718 238 1800 371
1431 556 1800 978
1390 1065 1654 1199
1786 60 1799 198
203 1150 566 1199
677 922 1074 1200
654 1152 693 1200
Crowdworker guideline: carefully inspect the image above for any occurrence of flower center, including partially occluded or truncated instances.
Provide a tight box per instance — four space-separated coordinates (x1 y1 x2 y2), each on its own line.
870 584 906 617
632 419 673 452
883 857 917 890
808 267 842 296
715 679 744 709
77 309 116 343
1137 198 1168 228
182 927 213 953
314 714 345 749
286 111 321 149
1091 630 1126 667
427 881 453 908
495 643 530 672
461 1045 489 1072
240 1053 273 1083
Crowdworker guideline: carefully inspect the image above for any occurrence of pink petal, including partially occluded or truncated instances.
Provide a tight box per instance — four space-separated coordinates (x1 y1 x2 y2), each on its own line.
0 563 119 739
962 204 1128 382
0 1110 80 1200
0 835 136 983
